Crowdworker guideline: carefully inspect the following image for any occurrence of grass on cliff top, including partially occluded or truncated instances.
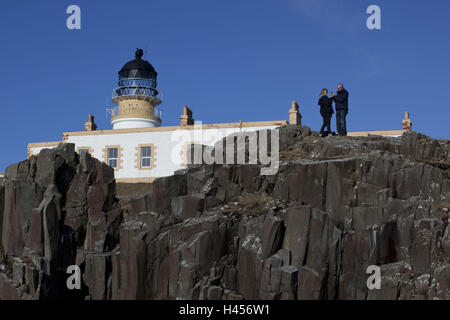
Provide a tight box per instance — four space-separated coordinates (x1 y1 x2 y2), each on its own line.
216 193 275 217
280 136 322 161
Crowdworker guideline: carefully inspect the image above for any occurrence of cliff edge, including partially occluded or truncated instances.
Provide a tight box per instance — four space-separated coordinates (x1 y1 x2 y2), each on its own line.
0 125 449 300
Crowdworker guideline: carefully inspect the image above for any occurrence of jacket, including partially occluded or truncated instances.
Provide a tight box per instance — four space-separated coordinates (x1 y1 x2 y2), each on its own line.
332 89 349 111
318 96 334 116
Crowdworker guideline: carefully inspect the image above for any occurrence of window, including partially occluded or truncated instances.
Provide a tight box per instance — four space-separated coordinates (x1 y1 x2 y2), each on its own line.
103 145 123 170
77 147 93 156
141 146 152 168
79 149 89 156
135 144 156 170
108 148 118 168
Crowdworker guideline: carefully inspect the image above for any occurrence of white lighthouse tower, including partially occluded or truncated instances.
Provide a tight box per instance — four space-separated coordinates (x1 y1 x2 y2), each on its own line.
110 49 162 129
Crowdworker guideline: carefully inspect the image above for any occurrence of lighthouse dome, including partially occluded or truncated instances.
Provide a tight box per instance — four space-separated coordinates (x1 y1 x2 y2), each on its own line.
118 49 158 80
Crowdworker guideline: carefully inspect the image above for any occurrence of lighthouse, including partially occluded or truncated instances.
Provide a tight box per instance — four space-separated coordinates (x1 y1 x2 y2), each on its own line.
111 49 162 129
26 48 410 183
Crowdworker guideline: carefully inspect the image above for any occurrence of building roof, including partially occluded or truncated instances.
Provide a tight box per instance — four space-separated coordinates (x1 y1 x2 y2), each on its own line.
118 49 157 79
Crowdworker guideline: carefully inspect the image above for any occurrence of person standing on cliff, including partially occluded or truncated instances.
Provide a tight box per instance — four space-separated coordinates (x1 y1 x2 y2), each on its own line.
331 83 349 136
318 88 334 137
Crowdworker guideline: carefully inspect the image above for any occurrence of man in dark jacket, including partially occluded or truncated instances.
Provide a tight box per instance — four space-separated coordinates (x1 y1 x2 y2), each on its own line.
331 83 349 136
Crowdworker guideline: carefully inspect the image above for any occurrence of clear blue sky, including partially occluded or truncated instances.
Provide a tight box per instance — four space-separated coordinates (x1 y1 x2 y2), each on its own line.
1 0 449 171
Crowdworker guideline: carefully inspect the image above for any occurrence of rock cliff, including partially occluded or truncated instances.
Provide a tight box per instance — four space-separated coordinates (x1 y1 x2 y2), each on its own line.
0 125 449 300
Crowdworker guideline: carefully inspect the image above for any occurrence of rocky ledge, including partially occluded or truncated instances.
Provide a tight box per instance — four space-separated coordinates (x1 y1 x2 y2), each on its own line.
0 125 449 300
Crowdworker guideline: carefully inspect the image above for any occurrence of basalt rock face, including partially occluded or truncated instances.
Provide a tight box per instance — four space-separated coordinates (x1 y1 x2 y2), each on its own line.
0 126 449 300
0 144 120 300
0 178 4 252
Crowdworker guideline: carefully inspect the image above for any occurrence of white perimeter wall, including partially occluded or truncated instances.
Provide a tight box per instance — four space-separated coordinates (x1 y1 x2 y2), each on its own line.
28 125 279 180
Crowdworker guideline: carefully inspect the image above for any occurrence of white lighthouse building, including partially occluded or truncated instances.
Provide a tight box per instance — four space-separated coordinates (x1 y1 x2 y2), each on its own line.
27 49 410 183
27 49 289 182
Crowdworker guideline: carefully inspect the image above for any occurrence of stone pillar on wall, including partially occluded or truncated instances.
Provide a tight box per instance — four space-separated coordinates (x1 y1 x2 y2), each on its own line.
180 106 194 126
402 111 412 131
85 114 97 131
289 101 302 125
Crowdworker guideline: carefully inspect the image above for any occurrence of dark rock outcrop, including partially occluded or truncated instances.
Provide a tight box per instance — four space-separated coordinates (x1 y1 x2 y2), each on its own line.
0 126 449 300
0 178 4 256
0 144 119 299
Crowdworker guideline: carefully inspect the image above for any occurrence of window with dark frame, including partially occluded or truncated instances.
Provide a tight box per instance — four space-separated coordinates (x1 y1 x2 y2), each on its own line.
79 149 89 156
108 148 118 168
141 146 152 168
